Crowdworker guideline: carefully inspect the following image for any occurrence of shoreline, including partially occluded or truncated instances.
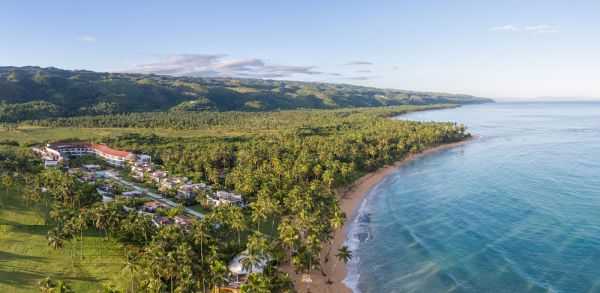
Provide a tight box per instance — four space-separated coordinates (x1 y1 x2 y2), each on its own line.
290 135 478 292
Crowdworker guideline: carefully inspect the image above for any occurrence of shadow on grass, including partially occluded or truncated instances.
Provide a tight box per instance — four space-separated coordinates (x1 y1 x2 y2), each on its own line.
0 268 45 289
0 251 47 263
0 223 51 236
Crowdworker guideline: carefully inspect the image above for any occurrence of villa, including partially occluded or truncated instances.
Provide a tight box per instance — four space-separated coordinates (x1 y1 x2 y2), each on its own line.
176 183 211 203
131 162 155 181
150 170 168 183
143 201 168 213
174 215 196 228
121 190 143 199
159 177 189 192
205 190 244 208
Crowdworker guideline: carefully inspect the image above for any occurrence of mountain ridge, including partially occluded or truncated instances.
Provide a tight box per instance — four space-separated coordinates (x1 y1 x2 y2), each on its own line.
0 66 493 122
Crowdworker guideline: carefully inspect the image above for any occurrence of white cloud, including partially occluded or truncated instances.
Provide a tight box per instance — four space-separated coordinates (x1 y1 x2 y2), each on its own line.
489 25 521 32
123 53 333 78
525 25 560 34
81 36 96 43
489 24 561 34
342 61 372 66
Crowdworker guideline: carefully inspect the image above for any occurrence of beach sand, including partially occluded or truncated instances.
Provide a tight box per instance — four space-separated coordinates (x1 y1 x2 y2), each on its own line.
290 136 478 293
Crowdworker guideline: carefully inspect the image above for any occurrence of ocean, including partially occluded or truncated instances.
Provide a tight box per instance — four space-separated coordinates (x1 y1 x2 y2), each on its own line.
344 102 600 293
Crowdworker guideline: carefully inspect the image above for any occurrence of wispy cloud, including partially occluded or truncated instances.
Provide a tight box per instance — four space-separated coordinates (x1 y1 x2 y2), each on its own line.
345 76 377 81
81 36 96 43
123 53 331 78
342 61 372 66
489 25 521 32
489 24 561 34
356 69 372 73
525 25 560 34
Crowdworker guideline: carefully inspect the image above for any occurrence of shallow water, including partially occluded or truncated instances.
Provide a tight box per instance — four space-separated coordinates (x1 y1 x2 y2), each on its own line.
344 102 600 293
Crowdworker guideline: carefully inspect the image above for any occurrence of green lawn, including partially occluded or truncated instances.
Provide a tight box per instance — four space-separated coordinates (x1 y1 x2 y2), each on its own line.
0 188 129 292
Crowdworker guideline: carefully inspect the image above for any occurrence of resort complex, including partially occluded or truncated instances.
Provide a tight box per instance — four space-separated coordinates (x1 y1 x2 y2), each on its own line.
34 141 151 167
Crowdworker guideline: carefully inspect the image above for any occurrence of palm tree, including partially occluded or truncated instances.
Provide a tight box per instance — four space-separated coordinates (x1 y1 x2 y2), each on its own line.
47 228 64 250
327 245 352 284
38 276 53 293
324 211 345 263
37 276 72 293
122 251 138 293
240 274 270 293
250 199 268 231
226 206 246 245
53 280 73 293
192 220 211 292
72 213 87 260
62 222 76 267
208 260 228 290
163 251 178 293
239 249 264 275
1 174 13 192
304 234 322 293
100 282 120 293
91 207 108 261
192 221 211 264
278 218 298 266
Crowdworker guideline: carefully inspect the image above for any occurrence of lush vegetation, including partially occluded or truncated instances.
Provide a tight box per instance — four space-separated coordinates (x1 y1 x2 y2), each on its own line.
0 187 128 292
1 105 472 292
0 66 492 122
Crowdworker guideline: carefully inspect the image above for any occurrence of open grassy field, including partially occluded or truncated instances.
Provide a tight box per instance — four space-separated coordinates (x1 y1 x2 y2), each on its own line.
0 188 128 292
0 125 276 145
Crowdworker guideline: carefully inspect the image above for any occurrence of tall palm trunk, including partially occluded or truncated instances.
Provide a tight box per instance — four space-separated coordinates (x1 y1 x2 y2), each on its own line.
327 259 340 284
80 230 84 260
270 217 276 235
324 231 336 263
130 268 134 293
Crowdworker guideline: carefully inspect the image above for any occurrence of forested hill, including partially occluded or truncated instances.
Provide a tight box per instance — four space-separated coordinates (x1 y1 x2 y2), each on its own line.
0 66 493 122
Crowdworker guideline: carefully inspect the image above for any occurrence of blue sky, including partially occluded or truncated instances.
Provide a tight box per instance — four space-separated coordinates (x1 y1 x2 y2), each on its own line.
1 0 599 99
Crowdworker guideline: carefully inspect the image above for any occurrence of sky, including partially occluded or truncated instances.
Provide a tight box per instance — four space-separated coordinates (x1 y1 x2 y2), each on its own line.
1 0 600 99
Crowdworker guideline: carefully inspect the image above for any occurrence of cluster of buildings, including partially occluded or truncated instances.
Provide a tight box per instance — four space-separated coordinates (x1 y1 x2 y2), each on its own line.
96 183 196 229
129 161 244 208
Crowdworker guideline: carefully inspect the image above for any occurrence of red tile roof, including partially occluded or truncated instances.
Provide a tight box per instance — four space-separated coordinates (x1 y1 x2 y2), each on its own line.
47 141 132 158
89 143 132 158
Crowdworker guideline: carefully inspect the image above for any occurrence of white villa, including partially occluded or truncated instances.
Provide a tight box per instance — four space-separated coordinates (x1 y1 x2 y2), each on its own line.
206 190 244 207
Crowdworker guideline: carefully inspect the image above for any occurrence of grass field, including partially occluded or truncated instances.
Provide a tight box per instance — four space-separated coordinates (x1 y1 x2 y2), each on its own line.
0 188 128 292
0 125 276 145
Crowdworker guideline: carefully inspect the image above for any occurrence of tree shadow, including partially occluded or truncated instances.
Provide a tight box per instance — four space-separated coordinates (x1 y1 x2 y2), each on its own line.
0 251 47 263
0 223 51 236
0 269 45 289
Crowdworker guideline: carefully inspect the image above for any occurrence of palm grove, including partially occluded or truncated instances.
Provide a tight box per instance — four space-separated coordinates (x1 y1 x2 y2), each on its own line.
1 105 471 292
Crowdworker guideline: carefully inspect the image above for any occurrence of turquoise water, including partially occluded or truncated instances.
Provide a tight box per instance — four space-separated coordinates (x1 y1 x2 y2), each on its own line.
344 102 600 293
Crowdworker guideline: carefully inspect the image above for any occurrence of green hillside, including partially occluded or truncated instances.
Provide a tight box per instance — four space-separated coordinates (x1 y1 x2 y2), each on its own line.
0 66 493 122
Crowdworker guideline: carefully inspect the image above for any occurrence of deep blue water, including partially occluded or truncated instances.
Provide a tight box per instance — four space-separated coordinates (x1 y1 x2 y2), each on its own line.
344 102 600 293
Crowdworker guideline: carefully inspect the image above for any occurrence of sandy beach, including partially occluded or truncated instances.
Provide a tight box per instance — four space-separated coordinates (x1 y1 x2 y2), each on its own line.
290 135 478 293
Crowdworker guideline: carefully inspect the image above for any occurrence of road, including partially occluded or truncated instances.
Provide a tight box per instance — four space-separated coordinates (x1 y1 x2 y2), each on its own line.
102 171 205 218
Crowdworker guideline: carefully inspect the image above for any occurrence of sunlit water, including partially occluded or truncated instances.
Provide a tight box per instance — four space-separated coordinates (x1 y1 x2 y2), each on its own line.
344 102 600 293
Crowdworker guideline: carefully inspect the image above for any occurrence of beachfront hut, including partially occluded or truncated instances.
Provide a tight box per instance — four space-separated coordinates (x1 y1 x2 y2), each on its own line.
228 252 273 277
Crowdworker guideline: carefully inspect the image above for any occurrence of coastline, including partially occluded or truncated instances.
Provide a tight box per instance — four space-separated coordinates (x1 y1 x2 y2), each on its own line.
291 135 478 292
